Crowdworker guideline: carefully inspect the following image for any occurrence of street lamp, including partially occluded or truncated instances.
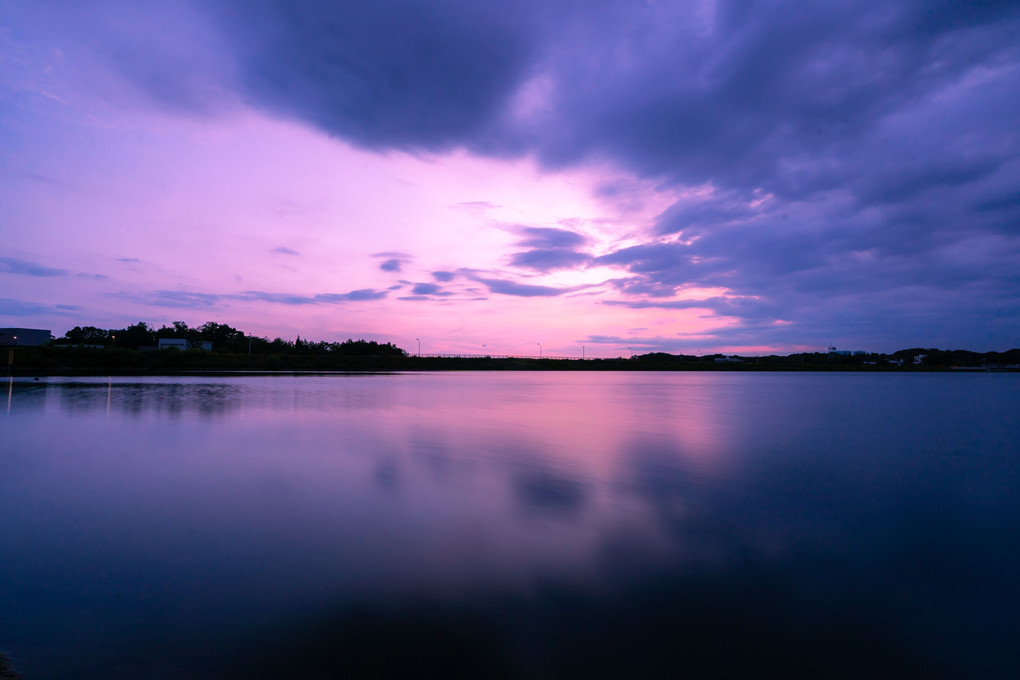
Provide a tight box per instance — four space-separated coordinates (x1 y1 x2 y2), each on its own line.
628 346 633 358
416 338 420 357
537 343 542 358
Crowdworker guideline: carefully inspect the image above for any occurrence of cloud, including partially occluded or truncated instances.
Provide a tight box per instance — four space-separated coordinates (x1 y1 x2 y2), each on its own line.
120 287 391 308
516 226 589 249
509 248 590 272
411 282 442 295
431 271 456 282
209 0 545 153
0 257 69 277
272 246 300 256
126 290 224 308
0 298 80 317
472 276 572 298
450 200 502 215
507 226 592 272
242 289 389 305
373 251 413 272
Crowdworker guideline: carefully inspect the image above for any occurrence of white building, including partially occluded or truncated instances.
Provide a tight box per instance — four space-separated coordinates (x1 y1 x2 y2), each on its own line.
158 338 187 350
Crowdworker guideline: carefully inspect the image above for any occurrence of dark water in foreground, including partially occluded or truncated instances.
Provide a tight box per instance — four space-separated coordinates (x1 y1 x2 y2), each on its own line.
2 372 1018 679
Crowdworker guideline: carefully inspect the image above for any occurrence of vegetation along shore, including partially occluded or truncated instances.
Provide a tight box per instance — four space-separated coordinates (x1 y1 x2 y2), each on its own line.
3 321 1017 375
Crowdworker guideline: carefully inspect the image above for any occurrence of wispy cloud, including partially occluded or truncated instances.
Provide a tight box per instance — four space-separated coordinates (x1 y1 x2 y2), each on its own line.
472 277 573 298
0 298 81 316
450 200 502 215
240 289 390 305
118 287 391 309
509 249 590 272
0 257 69 277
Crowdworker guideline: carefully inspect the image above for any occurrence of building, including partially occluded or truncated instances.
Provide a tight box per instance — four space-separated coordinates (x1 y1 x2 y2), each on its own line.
0 328 52 346
158 338 187 350
156 338 213 351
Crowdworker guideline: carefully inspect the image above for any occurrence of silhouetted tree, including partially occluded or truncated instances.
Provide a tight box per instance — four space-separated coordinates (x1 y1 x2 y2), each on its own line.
331 339 407 357
197 321 245 350
63 325 108 345
110 321 157 348
0 652 23 680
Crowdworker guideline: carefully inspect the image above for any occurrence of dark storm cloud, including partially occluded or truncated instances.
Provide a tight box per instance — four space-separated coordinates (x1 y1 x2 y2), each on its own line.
95 0 1020 200
207 0 547 153
199 0 1020 199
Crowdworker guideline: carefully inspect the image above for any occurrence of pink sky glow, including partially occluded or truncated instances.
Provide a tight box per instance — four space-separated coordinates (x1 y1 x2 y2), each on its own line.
6 1 1015 354
3 78 756 356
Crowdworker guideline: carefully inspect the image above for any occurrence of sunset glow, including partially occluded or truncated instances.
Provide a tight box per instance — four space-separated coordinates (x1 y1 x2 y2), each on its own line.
3 1 1018 354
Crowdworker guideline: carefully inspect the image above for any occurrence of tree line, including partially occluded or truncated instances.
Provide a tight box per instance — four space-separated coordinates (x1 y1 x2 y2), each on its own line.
54 321 407 357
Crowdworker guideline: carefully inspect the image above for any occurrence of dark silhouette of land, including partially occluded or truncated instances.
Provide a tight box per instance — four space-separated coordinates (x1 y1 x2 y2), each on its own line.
5 320 1016 375
0 652 22 680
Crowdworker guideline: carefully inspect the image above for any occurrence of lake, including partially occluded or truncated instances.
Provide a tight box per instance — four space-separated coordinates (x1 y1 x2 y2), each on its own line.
2 372 1018 678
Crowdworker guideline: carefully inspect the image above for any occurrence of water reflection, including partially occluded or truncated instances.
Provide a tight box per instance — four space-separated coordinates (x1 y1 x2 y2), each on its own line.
1 373 1018 678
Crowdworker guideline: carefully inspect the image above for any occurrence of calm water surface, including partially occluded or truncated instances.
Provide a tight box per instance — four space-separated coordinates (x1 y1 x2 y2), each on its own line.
2 372 1018 678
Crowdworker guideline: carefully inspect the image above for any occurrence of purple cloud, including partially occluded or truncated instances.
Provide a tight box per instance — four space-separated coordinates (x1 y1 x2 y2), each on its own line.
509 249 590 272
1 257 69 277
473 277 571 297
411 282 442 295
516 227 589 249
0 298 81 316
373 251 413 272
244 289 389 305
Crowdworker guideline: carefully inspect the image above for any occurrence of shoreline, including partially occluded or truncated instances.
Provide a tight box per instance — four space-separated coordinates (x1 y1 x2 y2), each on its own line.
6 346 1018 376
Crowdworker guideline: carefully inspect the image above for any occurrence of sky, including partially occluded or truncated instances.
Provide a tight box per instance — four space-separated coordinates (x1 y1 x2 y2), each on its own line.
1 0 1018 357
